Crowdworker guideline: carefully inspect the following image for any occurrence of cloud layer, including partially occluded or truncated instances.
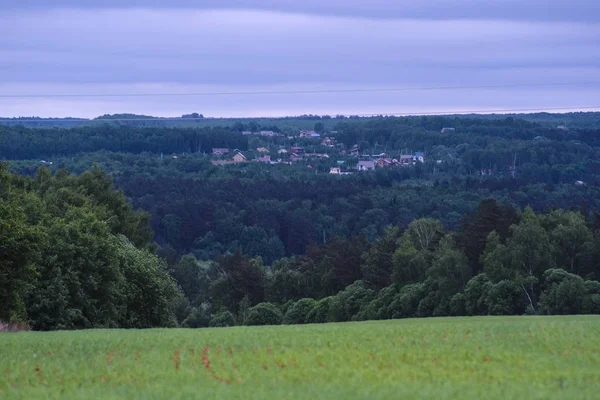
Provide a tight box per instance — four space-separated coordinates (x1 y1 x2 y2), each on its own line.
1 2 599 117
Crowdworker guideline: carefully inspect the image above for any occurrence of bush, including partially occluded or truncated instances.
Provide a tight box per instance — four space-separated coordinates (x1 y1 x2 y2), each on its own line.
449 293 466 316
182 303 211 328
329 281 375 322
283 298 317 324
485 280 526 315
463 274 492 316
306 297 335 324
209 310 236 328
388 283 425 319
355 285 398 321
245 303 283 326
539 269 586 315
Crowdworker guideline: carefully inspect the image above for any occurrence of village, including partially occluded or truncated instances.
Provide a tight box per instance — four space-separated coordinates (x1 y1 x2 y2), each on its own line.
209 129 427 174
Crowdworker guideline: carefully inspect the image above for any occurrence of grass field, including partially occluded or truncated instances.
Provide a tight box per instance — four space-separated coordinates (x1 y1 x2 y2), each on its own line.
1 316 599 399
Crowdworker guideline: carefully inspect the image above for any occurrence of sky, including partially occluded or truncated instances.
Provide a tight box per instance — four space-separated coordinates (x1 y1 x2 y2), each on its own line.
0 0 599 118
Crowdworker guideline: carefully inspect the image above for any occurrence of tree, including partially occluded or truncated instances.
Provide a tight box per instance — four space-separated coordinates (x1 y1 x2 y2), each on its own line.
306 296 335 324
209 310 236 327
362 227 401 290
314 122 325 133
544 211 594 276
462 274 492 316
483 208 554 312
329 281 375 322
455 199 519 275
211 251 265 313
245 303 283 326
539 269 587 315
283 298 317 324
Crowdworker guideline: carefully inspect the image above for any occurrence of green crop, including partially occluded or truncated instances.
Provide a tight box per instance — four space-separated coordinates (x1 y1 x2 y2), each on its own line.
1 316 599 399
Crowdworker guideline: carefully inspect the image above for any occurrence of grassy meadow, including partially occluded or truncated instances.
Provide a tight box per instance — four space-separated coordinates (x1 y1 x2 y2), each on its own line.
1 316 599 399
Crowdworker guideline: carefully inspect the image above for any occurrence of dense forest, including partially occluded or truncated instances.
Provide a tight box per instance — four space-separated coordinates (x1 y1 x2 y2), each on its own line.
2 113 600 329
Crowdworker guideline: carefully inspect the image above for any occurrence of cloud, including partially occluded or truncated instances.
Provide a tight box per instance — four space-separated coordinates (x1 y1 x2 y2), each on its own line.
5 0 599 22
0 7 598 117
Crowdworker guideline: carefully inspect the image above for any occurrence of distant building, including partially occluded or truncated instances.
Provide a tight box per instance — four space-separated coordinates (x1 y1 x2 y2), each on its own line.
300 130 321 138
441 127 456 133
257 147 269 153
291 146 305 156
357 161 376 171
321 137 335 147
329 167 341 175
399 155 413 165
558 125 569 131
212 148 230 156
575 180 586 186
257 155 271 163
278 148 288 154
232 152 247 163
413 152 425 163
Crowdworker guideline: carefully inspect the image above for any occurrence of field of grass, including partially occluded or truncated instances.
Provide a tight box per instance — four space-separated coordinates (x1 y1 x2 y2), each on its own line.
1 316 599 399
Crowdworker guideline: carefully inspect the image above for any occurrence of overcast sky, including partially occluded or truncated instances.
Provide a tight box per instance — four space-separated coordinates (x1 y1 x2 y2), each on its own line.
1 1 598 118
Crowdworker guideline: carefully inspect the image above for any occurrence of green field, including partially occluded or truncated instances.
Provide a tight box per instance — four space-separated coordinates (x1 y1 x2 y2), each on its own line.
1 316 599 399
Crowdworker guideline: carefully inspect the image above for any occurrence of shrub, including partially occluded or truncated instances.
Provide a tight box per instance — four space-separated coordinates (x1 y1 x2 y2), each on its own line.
485 280 526 315
329 281 375 322
355 285 398 321
209 310 236 328
283 298 317 324
306 297 335 324
245 303 283 326
388 283 425 319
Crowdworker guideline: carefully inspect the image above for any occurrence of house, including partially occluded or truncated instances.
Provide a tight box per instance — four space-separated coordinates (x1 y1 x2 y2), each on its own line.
321 137 335 147
290 153 303 162
575 180 586 186
278 148 288 154
441 127 456 133
413 152 425 163
357 161 375 171
300 130 320 138
399 155 413 165
375 158 394 168
257 147 269 153
257 155 271 163
212 148 230 156
350 144 360 156
232 152 247 163
291 146 305 156
329 167 341 175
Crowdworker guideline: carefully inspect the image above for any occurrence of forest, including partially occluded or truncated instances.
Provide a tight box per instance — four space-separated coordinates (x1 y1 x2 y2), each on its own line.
1 113 600 329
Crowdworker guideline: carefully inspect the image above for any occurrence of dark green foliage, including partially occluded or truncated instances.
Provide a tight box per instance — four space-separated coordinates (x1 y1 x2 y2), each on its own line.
463 274 493 316
449 293 466 316
209 310 236 328
0 166 181 330
329 281 375 322
362 227 401 290
6 113 600 328
306 297 335 324
539 269 587 315
283 298 317 325
355 285 399 321
485 280 527 315
245 303 283 326
388 283 426 319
